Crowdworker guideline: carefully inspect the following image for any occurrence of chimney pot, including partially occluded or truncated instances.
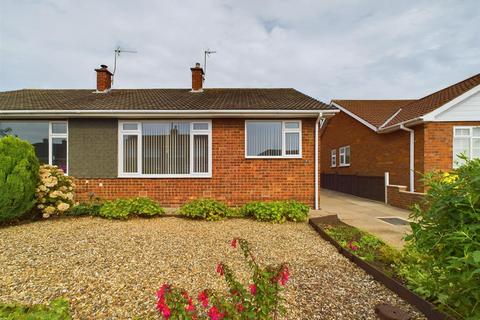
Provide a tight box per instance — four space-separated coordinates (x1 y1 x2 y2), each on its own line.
190 63 204 92
95 64 113 92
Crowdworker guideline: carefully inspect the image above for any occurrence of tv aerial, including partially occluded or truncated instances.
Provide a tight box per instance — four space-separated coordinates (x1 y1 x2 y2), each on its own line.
112 46 137 85
204 49 216 76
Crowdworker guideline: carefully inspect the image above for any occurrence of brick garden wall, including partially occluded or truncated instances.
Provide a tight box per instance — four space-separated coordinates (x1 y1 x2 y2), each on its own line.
386 185 425 210
74 118 317 207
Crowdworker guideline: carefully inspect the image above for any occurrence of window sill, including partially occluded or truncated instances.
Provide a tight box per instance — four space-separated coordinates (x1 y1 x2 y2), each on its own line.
338 164 351 167
245 155 302 159
118 174 212 179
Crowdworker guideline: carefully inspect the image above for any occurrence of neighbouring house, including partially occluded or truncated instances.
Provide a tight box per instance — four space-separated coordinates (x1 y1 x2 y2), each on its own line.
0 63 337 208
321 73 480 209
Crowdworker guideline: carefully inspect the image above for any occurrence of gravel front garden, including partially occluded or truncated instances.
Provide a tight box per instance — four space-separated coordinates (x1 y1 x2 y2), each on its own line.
0 216 424 319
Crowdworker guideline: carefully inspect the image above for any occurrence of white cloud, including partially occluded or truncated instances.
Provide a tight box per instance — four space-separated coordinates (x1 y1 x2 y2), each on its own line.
0 0 479 102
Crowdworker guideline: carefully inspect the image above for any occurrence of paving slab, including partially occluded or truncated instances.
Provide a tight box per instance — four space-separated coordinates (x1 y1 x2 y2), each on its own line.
312 189 412 248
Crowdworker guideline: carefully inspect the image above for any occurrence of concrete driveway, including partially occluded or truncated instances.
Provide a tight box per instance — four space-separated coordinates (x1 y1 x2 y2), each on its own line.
312 189 413 248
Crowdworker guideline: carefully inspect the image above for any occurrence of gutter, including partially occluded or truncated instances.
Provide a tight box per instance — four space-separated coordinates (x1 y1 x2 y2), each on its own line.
0 109 339 119
399 124 415 192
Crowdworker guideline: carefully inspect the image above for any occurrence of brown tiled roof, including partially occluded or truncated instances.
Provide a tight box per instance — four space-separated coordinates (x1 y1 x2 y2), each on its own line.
334 73 480 130
0 88 333 111
383 73 480 127
332 100 414 128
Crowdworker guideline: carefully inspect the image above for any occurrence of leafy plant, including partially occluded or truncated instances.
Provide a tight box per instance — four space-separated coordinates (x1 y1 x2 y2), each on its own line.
36 165 75 218
99 197 164 219
0 298 71 319
156 238 290 319
240 200 309 223
0 135 40 222
398 157 480 319
179 199 231 221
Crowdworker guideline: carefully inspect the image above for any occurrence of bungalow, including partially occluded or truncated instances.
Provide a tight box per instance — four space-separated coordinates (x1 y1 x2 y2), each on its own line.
321 73 480 209
0 64 337 209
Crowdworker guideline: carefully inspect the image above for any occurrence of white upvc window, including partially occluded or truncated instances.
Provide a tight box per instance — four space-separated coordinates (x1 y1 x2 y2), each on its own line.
245 120 302 158
453 126 480 168
339 146 350 167
0 120 68 174
118 120 212 178
331 149 337 167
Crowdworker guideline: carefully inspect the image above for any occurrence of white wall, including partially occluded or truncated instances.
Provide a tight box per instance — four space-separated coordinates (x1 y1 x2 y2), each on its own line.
435 91 480 121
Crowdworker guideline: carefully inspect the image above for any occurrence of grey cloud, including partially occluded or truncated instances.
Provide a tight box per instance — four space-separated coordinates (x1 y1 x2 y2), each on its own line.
0 0 479 102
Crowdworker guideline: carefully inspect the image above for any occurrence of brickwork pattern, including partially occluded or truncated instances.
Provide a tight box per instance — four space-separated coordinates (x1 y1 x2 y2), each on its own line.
74 118 317 207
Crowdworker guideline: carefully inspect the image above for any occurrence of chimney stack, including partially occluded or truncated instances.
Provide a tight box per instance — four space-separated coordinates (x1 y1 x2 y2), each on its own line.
95 64 113 92
190 62 204 92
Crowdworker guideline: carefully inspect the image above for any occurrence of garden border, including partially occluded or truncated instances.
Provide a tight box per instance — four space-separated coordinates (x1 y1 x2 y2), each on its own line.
309 216 454 320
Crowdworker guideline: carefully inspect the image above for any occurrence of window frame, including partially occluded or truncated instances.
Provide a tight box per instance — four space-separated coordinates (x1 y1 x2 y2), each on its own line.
339 145 350 167
452 126 480 168
118 120 212 178
0 120 69 174
244 120 302 159
330 149 337 167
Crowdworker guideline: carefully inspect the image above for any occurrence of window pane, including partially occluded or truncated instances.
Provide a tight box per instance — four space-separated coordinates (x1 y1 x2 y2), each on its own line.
473 127 480 137
455 128 470 136
0 122 49 164
52 138 67 173
285 122 300 129
52 122 67 134
247 121 282 156
193 123 209 130
285 132 300 155
453 137 470 167
473 138 480 159
193 135 208 173
123 135 138 173
123 123 138 131
345 147 351 164
142 122 190 174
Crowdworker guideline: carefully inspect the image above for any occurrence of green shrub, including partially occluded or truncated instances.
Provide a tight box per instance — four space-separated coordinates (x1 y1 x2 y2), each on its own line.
240 200 309 223
99 197 164 219
0 298 71 319
399 157 480 319
0 136 40 222
67 203 102 216
179 199 231 221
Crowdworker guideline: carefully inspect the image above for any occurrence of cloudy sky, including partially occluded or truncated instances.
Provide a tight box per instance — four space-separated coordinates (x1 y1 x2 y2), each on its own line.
0 0 479 102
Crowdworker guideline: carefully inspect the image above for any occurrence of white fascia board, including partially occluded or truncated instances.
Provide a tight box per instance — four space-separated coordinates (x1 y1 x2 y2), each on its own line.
330 101 378 132
378 108 402 129
422 84 480 121
0 109 339 119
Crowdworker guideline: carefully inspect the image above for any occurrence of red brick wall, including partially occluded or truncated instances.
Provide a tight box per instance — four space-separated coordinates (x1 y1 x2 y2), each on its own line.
75 118 317 207
423 121 480 176
321 111 422 190
386 185 425 210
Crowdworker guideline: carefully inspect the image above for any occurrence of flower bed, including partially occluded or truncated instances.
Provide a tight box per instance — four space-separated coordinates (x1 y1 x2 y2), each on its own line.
309 215 452 320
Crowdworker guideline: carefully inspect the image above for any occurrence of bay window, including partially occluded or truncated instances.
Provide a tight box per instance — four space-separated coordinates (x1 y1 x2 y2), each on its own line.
0 121 68 173
245 120 302 158
453 126 480 168
119 121 211 177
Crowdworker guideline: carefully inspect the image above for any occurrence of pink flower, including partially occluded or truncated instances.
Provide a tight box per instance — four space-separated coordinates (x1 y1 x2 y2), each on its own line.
162 305 171 319
216 263 225 276
231 238 237 249
249 284 257 295
236 303 244 312
198 290 209 308
207 306 224 320
157 284 170 298
279 265 290 286
186 303 195 312
348 241 359 251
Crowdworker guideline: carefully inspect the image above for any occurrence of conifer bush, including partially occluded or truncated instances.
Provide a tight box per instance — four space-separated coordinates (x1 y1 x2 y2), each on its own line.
0 136 39 222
